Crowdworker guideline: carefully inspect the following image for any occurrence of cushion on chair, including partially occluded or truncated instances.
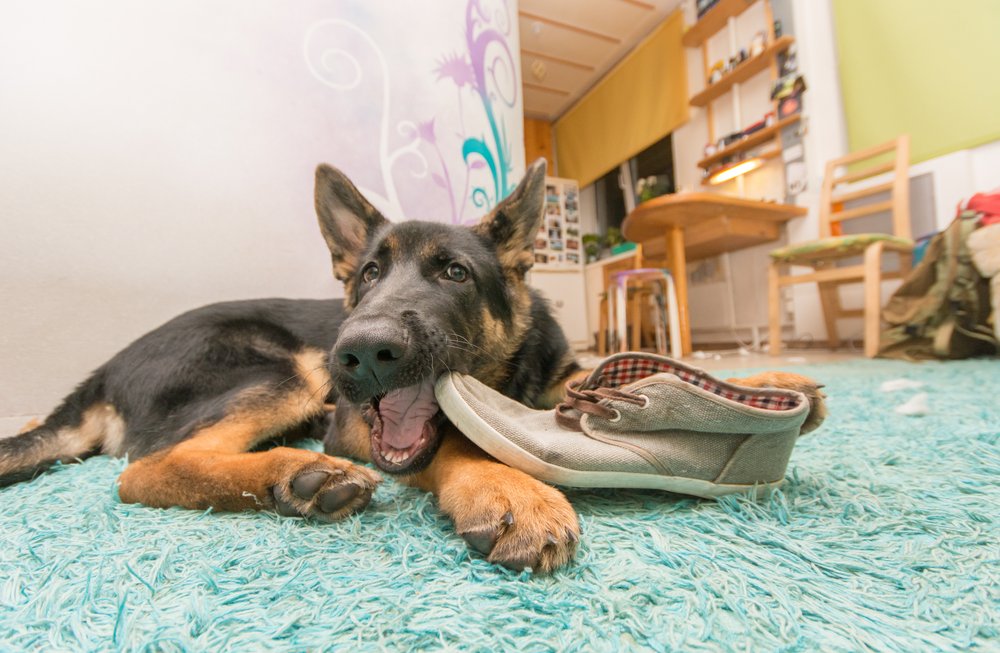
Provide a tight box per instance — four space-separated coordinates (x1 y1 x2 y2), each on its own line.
769 233 914 263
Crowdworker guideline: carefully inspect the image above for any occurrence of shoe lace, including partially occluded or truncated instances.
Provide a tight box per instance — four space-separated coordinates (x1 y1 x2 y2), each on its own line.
556 379 646 430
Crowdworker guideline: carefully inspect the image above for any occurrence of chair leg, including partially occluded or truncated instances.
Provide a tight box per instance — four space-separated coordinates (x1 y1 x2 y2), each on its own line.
597 295 608 356
816 278 842 350
863 242 886 358
768 261 783 356
630 290 643 351
898 250 913 277
639 291 659 350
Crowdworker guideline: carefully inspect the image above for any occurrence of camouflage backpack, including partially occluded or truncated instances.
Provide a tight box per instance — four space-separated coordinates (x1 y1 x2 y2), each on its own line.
878 202 999 360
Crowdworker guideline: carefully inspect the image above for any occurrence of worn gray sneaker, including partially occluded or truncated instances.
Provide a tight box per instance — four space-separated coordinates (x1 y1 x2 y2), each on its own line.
435 352 821 499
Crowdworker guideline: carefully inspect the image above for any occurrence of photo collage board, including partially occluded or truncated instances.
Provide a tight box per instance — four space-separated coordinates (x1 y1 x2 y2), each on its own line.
533 176 582 270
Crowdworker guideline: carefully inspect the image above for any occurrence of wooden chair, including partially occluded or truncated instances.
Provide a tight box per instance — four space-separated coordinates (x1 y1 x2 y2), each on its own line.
768 135 914 358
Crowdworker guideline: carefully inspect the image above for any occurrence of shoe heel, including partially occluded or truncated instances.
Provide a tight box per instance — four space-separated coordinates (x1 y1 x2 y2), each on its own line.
714 431 797 486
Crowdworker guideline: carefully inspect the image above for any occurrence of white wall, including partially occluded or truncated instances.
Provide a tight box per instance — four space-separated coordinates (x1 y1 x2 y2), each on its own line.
783 0 849 343
910 140 1000 230
0 0 523 420
0 2 330 419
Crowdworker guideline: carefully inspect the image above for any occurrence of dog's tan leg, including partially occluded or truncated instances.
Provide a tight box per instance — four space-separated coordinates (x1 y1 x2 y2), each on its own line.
405 425 579 573
118 421 379 521
118 424 381 522
118 349 381 521
727 371 828 434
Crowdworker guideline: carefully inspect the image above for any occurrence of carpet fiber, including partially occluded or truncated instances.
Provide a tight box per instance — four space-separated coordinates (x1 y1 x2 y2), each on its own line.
1 359 997 651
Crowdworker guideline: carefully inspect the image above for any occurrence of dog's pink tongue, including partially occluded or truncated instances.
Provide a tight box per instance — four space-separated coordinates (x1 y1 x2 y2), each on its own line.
378 380 438 449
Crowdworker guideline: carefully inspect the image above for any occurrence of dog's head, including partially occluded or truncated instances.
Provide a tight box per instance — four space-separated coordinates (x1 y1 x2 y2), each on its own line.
315 159 547 474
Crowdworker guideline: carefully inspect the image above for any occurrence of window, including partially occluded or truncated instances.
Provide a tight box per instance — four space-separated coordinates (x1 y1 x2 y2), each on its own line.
594 167 627 235
591 133 676 235
631 133 675 198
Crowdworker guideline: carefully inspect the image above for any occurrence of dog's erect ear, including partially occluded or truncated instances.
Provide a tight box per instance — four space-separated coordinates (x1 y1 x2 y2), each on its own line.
314 164 389 281
473 158 547 273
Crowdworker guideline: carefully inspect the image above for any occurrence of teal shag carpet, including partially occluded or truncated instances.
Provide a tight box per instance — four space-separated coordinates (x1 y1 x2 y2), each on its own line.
1 359 998 652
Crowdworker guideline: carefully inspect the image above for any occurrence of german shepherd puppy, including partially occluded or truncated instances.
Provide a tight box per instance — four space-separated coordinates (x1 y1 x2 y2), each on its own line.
1 159 587 572
1 159 826 573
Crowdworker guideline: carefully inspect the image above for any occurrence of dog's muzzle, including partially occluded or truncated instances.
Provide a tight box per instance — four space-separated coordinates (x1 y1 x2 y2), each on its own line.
332 315 445 474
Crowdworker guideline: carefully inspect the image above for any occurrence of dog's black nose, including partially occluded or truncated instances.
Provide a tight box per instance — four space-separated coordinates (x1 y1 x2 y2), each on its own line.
333 321 407 380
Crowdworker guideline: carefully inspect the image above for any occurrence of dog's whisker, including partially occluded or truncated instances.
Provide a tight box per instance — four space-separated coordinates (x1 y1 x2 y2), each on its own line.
275 373 303 389
448 334 500 359
292 378 333 414
275 361 331 392
445 332 505 364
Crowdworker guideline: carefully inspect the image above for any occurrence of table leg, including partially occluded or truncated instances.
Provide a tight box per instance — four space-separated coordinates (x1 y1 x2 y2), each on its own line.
667 225 691 355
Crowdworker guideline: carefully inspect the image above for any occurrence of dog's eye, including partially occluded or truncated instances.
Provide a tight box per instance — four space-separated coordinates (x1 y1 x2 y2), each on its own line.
361 263 380 283
444 263 469 283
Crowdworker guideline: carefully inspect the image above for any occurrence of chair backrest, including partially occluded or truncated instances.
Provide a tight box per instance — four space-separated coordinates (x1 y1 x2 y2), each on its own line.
818 134 911 240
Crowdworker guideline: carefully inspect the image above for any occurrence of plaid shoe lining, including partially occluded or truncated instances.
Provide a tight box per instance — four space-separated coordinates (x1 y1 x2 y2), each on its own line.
595 356 801 411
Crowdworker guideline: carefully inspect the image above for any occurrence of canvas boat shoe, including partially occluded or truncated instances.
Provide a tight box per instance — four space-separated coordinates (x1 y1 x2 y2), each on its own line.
435 352 820 499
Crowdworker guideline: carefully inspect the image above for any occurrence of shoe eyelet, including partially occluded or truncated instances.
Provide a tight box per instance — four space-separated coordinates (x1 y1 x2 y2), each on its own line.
608 409 622 422
639 395 650 409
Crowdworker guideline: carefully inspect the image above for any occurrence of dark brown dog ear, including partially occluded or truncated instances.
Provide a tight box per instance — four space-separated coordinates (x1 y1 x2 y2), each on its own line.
314 164 389 281
473 158 547 273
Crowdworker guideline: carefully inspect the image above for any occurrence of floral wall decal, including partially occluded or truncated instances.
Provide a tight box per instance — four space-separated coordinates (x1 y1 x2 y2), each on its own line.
304 0 524 224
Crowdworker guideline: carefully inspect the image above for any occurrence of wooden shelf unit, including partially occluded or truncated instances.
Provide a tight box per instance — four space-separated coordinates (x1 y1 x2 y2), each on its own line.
690 35 794 107
682 0 795 187
697 113 800 170
701 148 782 186
682 0 760 47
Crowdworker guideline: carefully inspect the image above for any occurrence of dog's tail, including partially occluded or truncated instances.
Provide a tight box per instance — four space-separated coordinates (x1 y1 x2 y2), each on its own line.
0 372 116 487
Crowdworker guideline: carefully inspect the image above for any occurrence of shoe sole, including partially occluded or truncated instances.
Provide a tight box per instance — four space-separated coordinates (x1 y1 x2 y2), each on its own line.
436 376 784 500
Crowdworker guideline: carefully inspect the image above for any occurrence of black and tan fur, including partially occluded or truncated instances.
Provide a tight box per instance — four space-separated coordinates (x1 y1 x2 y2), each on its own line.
1 160 588 571
1 159 825 573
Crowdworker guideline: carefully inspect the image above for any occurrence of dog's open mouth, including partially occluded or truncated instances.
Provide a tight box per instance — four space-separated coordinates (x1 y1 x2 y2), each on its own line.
369 378 443 474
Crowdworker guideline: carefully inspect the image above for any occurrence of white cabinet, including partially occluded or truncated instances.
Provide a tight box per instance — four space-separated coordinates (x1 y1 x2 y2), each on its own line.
528 175 589 350
527 269 589 350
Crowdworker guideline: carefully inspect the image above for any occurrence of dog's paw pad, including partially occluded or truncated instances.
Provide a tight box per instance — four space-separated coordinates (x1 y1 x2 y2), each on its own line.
273 489 303 517
272 459 379 522
291 470 333 499
317 483 362 513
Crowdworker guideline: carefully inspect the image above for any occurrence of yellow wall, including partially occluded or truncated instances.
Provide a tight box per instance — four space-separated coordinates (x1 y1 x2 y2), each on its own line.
833 0 1000 163
554 11 688 187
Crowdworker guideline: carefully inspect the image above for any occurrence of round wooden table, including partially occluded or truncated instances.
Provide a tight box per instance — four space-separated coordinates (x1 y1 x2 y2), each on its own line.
622 193 807 354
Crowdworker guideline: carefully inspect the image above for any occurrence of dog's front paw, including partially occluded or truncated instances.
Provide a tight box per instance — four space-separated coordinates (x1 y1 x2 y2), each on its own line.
270 449 381 522
728 371 828 435
444 467 579 573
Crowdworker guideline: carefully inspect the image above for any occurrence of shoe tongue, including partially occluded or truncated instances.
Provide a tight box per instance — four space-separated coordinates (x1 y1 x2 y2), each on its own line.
378 379 438 449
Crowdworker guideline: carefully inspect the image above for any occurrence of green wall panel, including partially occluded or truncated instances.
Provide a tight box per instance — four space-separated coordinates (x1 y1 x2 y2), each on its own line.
832 0 1000 163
